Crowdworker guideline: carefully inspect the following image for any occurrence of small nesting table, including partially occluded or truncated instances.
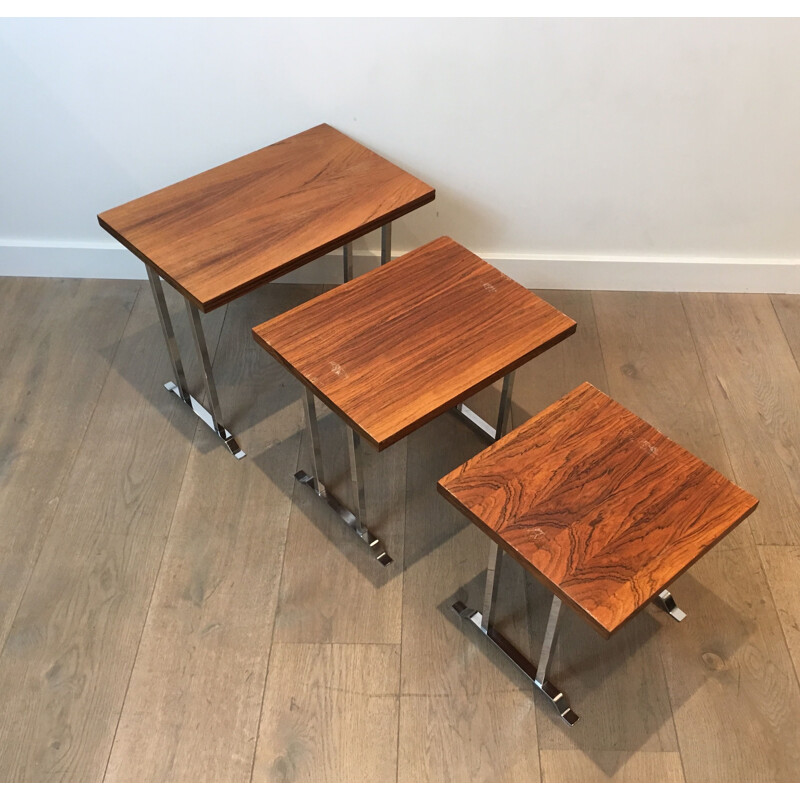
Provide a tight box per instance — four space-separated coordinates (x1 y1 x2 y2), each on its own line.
98 124 434 458
438 381 758 725
252 236 576 565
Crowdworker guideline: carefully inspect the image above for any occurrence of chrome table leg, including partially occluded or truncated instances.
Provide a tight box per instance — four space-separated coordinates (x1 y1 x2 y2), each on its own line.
294 388 392 566
452 540 579 726
145 266 244 459
343 241 354 283
184 299 245 459
654 589 686 622
381 222 392 264
452 370 516 443
145 265 191 403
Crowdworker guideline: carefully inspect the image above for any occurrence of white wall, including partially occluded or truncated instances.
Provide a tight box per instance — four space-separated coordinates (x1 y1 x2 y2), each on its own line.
2 18 799 290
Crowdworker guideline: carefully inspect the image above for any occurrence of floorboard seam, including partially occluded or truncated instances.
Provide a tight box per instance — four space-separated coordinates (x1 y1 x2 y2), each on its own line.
248 398 304 783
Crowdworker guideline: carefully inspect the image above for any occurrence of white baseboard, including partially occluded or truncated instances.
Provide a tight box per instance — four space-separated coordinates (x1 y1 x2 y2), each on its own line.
1 240 798 293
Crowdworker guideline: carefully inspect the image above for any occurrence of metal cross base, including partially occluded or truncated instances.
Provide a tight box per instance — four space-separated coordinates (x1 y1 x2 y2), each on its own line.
294 471 392 565
164 381 244 460
452 371 516 444
452 600 579 726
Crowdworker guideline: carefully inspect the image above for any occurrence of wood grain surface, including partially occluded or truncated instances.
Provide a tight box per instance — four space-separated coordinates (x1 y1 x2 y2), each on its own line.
0 278 138 648
683 293 800 547
253 236 576 450
0 287 224 780
438 382 758 637
98 124 435 311
252 643 400 782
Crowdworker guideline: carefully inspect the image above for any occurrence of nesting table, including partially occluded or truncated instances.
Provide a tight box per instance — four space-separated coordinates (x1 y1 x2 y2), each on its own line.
438 381 759 724
252 236 577 565
98 124 435 458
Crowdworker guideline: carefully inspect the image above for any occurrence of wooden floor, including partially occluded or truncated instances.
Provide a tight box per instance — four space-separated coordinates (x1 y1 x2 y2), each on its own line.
1 275 799 782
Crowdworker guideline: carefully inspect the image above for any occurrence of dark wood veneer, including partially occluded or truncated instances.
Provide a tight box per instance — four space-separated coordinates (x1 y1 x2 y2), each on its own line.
438 382 758 638
98 124 435 311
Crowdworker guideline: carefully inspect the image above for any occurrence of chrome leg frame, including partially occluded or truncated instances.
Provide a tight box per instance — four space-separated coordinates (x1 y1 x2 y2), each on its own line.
453 370 516 443
381 223 392 264
343 241 354 283
146 265 191 403
654 589 686 622
144 265 244 459
452 541 579 726
184 299 245 459
294 388 392 566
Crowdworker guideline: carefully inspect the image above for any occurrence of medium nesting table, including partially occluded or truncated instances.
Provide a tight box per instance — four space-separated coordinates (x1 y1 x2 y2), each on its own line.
438 381 759 725
252 236 577 565
98 124 435 458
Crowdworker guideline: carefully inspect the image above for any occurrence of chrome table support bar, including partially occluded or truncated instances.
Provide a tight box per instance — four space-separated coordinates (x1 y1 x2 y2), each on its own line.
343 242 354 283
381 223 392 264
295 388 392 566
184 298 245 459
654 589 686 622
347 428 369 533
146 265 190 403
452 371 516 443
452 542 579 726
145 267 244 459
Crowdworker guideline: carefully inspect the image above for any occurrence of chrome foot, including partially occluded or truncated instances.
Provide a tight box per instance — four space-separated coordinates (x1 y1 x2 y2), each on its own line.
294 470 392 566
164 381 245 459
655 589 686 622
452 600 579 726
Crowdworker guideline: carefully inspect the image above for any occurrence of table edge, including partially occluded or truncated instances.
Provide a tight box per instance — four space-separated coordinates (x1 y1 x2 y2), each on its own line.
253 318 576 452
98 189 435 312
436 478 759 639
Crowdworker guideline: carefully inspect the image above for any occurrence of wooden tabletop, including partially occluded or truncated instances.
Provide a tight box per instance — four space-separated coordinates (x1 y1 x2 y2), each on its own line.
98 124 435 312
252 236 576 451
438 382 758 638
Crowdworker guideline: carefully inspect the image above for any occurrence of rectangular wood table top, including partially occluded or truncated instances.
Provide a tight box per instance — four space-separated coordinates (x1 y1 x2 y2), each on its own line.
252 236 577 451
98 124 435 312
438 382 759 638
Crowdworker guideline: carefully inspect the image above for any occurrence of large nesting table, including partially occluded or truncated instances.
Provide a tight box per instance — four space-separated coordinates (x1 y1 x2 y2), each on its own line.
252 236 577 565
438 382 759 724
98 124 435 458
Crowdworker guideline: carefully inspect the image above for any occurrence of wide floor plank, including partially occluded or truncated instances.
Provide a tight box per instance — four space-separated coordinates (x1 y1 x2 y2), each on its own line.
0 278 139 646
104 284 319 781
397 414 541 782
540 749 685 782
0 284 224 780
682 293 800 546
771 293 800 369
251 643 400 782
758 545 800 685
